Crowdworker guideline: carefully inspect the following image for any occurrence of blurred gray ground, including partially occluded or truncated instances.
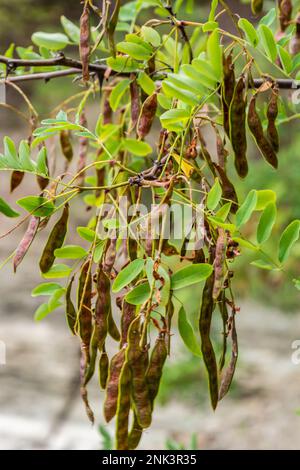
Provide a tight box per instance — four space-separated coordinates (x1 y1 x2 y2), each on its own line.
1 226 300 450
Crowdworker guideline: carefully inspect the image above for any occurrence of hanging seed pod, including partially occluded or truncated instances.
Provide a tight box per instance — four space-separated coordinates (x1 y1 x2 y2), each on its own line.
120 298 136 348
60 130 73 163
65 275 76 335
104 348 126 422
126 316 152 429
116 362 132 450
108 308 121 341
80 3 90 82
103 90 113 124
213 229 227 301
219 311 238 400
77 112 88 187
229 76 248 178
267 85 279 152
130 73 140 130
289 13 300 56
137 92 157 140
218 292 229 371
128 413 143 450
251 0 263 14
215 128 228 169
214 164 238 214
103 238 117 275
199 273 219 410
39 203 69 273
77 259 93 364
13 216 40 272
80 345 94 424
107 0 121 57
99 348 109 390
10 171 24 192
196 127 216 177
247 95 278 168
222 52 235 137
278 0 293 32
146 333 168 406
37 150 49 191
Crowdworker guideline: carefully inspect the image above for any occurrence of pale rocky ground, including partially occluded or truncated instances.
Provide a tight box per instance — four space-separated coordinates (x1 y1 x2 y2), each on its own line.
1 225 300 450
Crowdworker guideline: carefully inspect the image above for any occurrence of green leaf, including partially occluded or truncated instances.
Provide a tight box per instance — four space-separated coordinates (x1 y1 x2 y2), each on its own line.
178 306 202 357
17 196 55 217
171 264 213 290
61 16 80 43
160 108 190 132
31 32 69 50
277 45 293 74
109 79 131 112
48 288 66 310
259 24 277 62
122 138 152 156
54 245 88 259
238 18 259 47
232 237 258 251
42 263 72 279
259 8 276 27
141 26 161 47
236 190 257 228
36 147 48 175
34 300 61 321
77 226 97 243
31 282 62 297
162 81 199 106
93 240 106 263
203 21 219 32
19 141 35 171
112 259 145 293
278 220 300 264
208 216 235 233
251 259 276 270
215 202 232 221
0 197 20 218
107 55 140 73
255 189 276 211
137 71 156 95
207 178 222 211
257 202 277 245
206 29 222 80
116 41 152 60
209 0 219 21
125 282 150 305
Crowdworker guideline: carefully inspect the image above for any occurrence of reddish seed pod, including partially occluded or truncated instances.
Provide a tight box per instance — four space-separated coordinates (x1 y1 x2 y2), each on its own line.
103 238 117 275
77 259 93 361
212 229 227 301
214 163 238 214
222 52 235 137
229 76 248 178
120 298 136 348
267 86 279 152
146 333 168 406
289 13 300 56
13 216 40 272
104 348 126 422
130 73 140 130
219 312 238 400
65 275 77 335
218 292 229 371
80 4 90 82
278 0 292 32
10 171 24 192
128 413 143 450
137 92 157 140
116 362 132 450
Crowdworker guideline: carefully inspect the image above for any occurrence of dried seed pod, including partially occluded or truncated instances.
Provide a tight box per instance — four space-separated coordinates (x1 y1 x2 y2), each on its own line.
146 333 168 406
10 171 24 192
213 229 227 301
65 275 76 335
229 76 248 178
80 4 90 82
80 344 94 424
116 362 132 450
108 308 121 341
13 216 40 272
39 203 69 273
126 316 152 429
199 273 219 410
103 238 117 275
222 52 235 137
120 298 136 348
251 0 263 14
104 348 126 422
219 311 238 400
103 91 113 124
137 92 157 140
60 130 73 163
99 349 109 390
289 13 300 56
267 86 279 152
215 128 228 169
128 413 143 450
77 259 93 363
130 73 140 130
196 127 216 177
247 95 278 168
107 0 121 57
214 164 239 213
278 0 292 32
218 292 229 371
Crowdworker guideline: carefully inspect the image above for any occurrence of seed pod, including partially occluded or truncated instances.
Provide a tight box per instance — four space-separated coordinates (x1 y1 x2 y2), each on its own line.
267 86 279 152
107 0 121 57
103 238 117 275
278 0 292 32
219 312 238 400
80 345 94 424
60 130 73 163
289 13 300 56
214 163 238 213
120 298 136 348
247 95 278 168
137 92 157 140
80 4 90 82
199 273 219 410
13 216 40 272
218 292 229 371
10 171 24 192
37 152 49 191
213 229 227 301
99 349 109 390
166 297 174 354
146 333 168 406
251 0 263 14
126 316 152 429
65 275 76 335
229 76 248 178
222 52 235 137
108 308 121 341
104 348 126 422
77 113 88 187
128 413 143 450
130 73 140 130
196 127 216 177
77 259 93 363
116 362 132 450
103 91 113 124
215 128 228 169
39 203 69 273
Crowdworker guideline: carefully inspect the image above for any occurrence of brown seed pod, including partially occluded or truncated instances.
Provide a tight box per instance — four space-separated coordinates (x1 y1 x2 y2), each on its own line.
107 0 121 57
65 275 76 335
219 311 238 400
10 171 24 192
215 128 228 169
39 203 69 273
77 259 93 363
99 349 109 390
80 344 94 424
251 0 263 15
212 229 227 301
130 73 140 130
128 413 143 450
222 52 235 137
104 348 126 422
278 0 292 32
229 76 248 178
146 333 168 406
199 272 219 410
80 3 90 82
267 86 279 152
60 130 73 163
247 94 278 168
218 292 229 371
289 13 300 56
213 163 239 214
13 216 40 272
116 362 132 450
103 238 117 275
108 308 121 341
137 92 157 140
119 298 136 347
196 127 216 177
103 90 113 124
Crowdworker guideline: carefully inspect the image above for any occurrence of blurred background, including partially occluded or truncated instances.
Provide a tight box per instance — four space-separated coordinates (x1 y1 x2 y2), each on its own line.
1 0 300 450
